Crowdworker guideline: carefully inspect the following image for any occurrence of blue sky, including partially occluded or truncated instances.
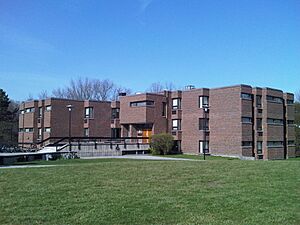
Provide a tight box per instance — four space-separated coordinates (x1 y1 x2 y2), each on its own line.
0 0 299 100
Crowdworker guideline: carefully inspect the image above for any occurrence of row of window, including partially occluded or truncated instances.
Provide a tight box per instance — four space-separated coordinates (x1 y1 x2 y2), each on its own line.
130 101 154 107
19 127 51 133
19 128 34 132
20 106 52 115
241 93 294 105
172 118 209 131
85 107 120 119
20 107 34 114
242 117 291 127
267 118 283 125
243 140 294 154
172 96 209 110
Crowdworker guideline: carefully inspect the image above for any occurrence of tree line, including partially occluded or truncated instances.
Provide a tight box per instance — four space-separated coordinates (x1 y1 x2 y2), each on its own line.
29 77 177 101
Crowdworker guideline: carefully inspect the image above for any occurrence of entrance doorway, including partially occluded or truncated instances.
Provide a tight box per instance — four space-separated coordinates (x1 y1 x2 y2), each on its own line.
142 130 152 143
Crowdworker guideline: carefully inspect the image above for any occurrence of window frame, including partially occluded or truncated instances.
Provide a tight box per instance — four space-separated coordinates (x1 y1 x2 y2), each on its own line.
199 118 209 131
84 107 94 119
241 117 252 124
130 101 155 107
199 96 209 108
172 119 181 130
172 98 181 110
45 105 52 111
241 93 252 100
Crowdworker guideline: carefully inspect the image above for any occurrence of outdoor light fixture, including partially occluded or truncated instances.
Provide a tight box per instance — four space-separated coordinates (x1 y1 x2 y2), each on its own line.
203 106 209 160
66 105 73 152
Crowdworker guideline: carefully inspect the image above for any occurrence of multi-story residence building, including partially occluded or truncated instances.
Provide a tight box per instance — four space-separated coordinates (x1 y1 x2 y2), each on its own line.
18 85 295 160
18 98 119 147
119 84 295 160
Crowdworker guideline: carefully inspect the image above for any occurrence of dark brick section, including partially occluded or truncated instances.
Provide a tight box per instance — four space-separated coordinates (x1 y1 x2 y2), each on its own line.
18 85 295 160
19 98 118 147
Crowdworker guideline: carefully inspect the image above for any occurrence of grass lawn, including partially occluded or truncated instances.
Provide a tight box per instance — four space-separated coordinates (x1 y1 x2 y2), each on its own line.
158 154 240 160
0 158 299 225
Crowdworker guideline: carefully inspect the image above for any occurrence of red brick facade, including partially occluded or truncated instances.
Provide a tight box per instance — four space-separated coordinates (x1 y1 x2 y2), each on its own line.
18 85 295 160
18 98 116 147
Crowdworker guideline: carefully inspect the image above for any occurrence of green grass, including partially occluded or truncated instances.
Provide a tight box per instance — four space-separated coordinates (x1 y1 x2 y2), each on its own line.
0 159 299 225
158 154 239 160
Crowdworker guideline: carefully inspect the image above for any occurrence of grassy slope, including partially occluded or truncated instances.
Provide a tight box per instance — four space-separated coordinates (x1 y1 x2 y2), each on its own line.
0 159 299 225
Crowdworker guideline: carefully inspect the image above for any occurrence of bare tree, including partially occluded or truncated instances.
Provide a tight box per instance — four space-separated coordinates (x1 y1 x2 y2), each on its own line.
147 82 177 93
38 90 50 99
51 77 129 101
112 86 132 101
52 87 66 98
164 82 176 91
93 79 115 101
147 82 164 93
26 93 34 101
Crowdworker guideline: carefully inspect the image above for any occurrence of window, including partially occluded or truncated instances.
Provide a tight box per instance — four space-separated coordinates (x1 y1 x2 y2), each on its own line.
266 95 283 103
25 128 33 132
287 120 294 125
257 108 263 114
84 128 89 137
242 117 252 123
287 99 294 104
172 98 181 109
256 95 262 107
199 96 209 108
85 107 94 118
20 110 25 115
112 108 120 119
288 140 295 146
38 107 42 118
44 127 51 133
130 101 154 107
45 105 52 111
199 118 209 130
172 119 181 130
162 102 166 116
38 128 42 139
267 118 283 125
257 141 263 154
257 119 262 130
241 93 252 100
199 141 209 153
19 128 24 132
25 107 34 113
267 141 283 147
242 141 252 147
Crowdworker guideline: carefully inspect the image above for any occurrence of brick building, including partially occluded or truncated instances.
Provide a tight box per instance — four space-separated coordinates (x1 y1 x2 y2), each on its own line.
18 98 119 147
18 84 295 160
119 84 295 160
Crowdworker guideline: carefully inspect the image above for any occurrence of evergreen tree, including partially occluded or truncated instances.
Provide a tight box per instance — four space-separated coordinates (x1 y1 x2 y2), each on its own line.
0 89 10 121
0 89 19 146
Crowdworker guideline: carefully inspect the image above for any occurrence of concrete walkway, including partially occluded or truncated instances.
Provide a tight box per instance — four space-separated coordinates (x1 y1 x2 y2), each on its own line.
0 165 57 169
81 155 196 161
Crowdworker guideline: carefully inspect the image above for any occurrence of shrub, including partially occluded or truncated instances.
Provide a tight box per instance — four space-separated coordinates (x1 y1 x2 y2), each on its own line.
150 133 174 155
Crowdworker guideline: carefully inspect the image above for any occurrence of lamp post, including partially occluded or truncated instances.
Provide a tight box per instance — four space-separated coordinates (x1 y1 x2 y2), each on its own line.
203 106 209 160
66 105 73 152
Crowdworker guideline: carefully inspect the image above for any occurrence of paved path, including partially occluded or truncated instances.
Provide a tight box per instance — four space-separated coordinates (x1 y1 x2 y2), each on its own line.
81 155 196 161
0 165 57 169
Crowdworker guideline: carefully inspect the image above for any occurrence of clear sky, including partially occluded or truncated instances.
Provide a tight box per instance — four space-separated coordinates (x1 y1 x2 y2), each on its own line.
0 0 299 100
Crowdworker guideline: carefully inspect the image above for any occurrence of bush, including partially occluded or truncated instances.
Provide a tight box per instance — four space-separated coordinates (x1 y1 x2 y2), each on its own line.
150 133 174 155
